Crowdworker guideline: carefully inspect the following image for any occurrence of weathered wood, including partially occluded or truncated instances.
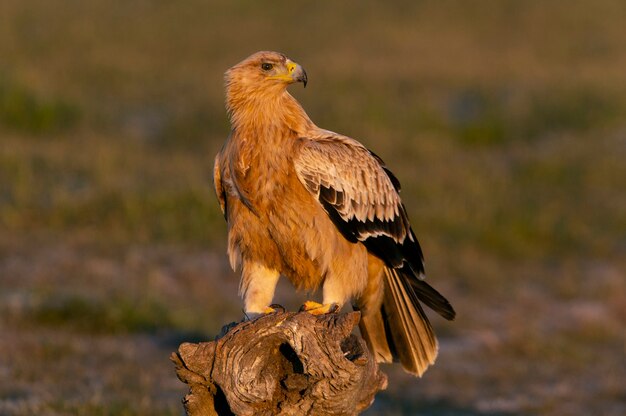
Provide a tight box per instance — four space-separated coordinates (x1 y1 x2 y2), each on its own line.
171 311 388 416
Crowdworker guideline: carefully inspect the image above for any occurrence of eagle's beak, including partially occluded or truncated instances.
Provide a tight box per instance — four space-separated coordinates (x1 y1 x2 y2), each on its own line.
287 61 308 88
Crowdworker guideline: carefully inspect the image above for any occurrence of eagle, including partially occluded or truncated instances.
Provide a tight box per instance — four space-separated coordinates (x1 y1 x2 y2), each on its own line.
214 51 455 376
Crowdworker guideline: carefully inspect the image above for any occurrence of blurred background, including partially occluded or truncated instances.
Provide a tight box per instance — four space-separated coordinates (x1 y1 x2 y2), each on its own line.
0 1 624 415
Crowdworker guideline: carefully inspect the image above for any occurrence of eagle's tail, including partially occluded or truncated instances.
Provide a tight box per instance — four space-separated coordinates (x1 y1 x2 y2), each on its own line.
358 267 454 376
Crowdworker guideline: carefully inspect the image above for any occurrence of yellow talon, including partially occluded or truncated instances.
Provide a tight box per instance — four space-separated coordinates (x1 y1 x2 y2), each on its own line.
263 306 277 314
300 301 339 315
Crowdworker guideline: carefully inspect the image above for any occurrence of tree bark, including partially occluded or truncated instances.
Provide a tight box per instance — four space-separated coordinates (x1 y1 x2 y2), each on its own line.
171 311 388 416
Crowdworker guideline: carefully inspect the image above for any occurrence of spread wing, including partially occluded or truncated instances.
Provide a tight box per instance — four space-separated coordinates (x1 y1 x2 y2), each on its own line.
294 134 425 275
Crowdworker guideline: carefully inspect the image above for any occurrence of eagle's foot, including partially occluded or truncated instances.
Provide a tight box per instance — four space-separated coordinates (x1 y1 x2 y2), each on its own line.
244 304 285 321
262 304 286 314
299 301 339 315
269 304 286 313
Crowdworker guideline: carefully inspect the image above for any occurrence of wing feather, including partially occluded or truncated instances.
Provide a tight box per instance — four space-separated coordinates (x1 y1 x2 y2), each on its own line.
213 152 227 220
294 133 425 275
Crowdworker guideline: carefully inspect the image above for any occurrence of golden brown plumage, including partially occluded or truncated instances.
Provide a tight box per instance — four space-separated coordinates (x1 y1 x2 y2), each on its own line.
214 51 455 376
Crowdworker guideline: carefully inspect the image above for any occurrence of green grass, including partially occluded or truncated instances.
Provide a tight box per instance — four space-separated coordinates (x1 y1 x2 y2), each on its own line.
28 295 175 334
0 76 79 135
443 86 623 146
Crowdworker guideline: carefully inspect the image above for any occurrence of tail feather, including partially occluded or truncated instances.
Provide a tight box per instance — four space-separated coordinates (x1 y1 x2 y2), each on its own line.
382 267 437 375
408 274 456 321
358 267 454 376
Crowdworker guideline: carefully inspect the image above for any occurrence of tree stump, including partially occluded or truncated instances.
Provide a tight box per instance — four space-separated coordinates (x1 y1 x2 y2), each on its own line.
171 311 388 416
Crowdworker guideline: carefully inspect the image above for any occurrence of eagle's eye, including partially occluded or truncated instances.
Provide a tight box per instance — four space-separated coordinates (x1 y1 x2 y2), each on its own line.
261 63 273 71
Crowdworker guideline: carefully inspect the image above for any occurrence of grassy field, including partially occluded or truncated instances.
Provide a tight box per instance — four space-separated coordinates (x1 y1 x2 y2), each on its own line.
0 1 625 415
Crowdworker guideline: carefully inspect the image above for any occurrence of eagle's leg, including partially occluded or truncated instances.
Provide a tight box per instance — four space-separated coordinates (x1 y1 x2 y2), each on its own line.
300 256 367 315
300 250 367 315
241 261 281 315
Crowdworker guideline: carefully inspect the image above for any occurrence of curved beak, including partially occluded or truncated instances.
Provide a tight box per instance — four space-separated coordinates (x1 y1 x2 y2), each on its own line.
287 61 308 87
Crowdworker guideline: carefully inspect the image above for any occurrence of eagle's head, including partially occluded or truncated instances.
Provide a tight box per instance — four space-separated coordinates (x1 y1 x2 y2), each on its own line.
225 51 307 95
224 51 310 130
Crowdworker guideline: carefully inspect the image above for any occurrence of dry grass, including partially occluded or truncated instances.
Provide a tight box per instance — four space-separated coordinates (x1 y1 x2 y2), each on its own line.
0 1 625 415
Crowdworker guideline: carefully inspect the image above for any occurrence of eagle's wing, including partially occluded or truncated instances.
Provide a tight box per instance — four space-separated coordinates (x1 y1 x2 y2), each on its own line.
293 133 425 276
294 132 455 370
